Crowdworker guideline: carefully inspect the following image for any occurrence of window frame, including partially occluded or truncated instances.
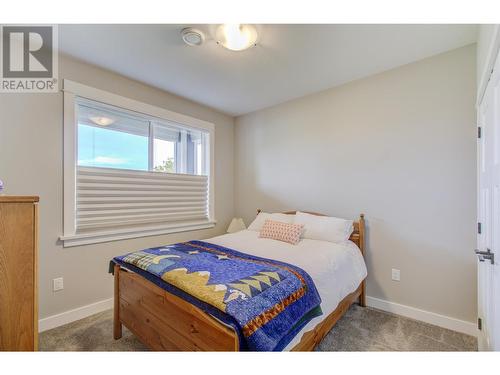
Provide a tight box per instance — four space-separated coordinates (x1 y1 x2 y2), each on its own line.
61 79 216 247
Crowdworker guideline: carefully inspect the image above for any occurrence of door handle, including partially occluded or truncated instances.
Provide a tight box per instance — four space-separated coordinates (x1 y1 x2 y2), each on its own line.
475 249 495 265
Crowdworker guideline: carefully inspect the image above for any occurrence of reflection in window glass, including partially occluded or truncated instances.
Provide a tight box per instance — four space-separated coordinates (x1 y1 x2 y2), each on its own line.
187 129 204 176
196 142 202 175
77 103 149 171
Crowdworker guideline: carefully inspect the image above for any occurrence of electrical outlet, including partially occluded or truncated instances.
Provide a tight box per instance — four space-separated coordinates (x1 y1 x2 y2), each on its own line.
53 277 64 292
391 268 400 281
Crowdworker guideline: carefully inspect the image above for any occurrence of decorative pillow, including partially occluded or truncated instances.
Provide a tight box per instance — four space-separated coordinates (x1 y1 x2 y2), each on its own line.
294 211 353 243
247 212 294 231
259 219 304 245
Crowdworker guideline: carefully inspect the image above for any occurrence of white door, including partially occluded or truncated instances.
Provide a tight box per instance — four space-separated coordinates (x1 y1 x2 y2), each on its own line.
477 47 500 351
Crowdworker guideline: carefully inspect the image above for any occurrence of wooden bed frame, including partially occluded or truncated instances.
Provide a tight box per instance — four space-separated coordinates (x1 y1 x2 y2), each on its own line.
113 211 366 351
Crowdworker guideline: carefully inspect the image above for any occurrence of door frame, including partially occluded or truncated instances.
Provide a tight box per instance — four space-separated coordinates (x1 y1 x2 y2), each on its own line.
477 29 500 351
478 25 500 108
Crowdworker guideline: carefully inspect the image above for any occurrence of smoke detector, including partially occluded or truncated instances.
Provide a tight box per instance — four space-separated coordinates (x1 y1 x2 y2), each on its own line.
181 28 205 46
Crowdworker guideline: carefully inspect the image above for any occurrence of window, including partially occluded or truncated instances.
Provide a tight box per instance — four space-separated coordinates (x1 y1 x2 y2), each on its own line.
77 102 150 171
76 99 208 175
61 80 215 247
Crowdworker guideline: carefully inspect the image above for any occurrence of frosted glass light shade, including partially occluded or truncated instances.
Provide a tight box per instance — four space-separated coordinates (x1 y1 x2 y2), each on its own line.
227 218 246 233
215 24 258 51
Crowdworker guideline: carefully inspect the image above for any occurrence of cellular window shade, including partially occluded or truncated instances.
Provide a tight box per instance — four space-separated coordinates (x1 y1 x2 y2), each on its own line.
76 166 209 231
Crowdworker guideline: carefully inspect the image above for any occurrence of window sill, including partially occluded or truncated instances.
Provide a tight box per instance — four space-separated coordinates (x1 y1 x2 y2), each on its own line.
60 221 216 247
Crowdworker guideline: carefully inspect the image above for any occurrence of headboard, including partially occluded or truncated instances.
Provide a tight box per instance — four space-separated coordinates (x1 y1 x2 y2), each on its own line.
256 209 365 257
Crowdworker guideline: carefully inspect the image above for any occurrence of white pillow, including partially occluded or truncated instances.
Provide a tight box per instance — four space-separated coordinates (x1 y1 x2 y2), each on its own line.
247 212 294 231
294 211 353 243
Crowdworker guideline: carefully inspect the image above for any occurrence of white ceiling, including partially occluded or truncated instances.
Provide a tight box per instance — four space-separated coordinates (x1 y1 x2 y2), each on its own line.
59 24 477 116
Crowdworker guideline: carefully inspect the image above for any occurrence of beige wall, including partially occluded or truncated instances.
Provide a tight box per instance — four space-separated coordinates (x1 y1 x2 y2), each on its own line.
0 44 477 323
235 45 477 322
0 54 234 319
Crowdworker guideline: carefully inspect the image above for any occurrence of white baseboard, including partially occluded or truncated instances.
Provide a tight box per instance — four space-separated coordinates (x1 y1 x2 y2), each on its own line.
38 295 477 337
366 296 478 337
39 298 113 333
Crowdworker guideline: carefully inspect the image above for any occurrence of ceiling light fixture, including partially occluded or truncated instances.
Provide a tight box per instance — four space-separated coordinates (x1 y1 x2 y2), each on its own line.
215 24 258 51
181 27 205 46
89 116 115 126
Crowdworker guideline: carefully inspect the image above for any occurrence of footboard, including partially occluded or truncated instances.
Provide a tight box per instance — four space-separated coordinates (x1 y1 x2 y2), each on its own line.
113 264 239 351
113 263 364 351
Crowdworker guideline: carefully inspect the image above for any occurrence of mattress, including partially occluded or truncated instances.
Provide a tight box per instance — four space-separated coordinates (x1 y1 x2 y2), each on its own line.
205 229 367 350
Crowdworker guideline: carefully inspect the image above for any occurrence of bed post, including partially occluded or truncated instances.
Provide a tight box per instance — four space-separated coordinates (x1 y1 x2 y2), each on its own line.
358 214 366 307
113 264 123 340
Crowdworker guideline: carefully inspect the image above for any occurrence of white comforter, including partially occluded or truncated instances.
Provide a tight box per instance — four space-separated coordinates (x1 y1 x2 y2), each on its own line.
205 229 367 351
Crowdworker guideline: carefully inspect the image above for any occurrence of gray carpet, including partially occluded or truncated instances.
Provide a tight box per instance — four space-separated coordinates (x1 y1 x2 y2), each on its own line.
39 305 477 351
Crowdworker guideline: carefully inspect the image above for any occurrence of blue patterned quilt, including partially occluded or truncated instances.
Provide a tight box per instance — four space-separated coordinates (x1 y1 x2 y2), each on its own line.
112 240 322 351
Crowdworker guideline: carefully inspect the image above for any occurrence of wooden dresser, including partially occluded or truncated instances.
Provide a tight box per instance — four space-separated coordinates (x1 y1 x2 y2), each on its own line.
0 196 39 351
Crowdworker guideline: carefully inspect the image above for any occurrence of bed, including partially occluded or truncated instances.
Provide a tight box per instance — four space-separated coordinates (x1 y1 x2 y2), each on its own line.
112 211 367 351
